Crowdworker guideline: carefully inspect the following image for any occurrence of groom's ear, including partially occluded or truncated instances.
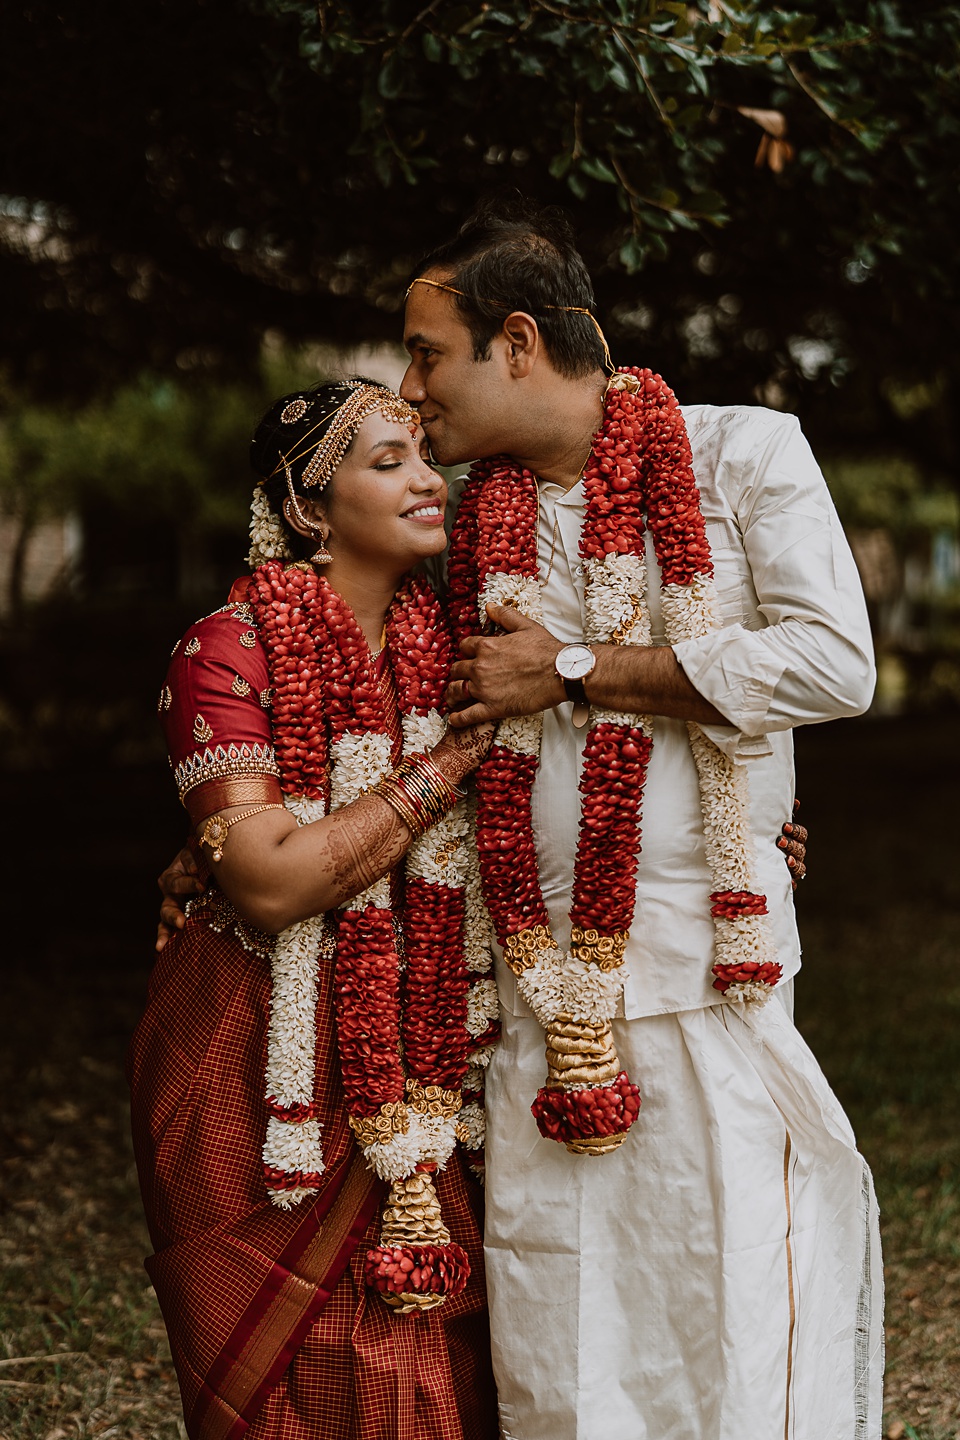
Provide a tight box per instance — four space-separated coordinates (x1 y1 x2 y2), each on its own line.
500 311 540 378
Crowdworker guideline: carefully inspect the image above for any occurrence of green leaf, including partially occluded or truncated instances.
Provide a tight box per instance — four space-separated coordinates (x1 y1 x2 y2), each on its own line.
567 170 589 200
581 156 618 183
377 51 407 99
422 32 444 63
687 61 710 96
641 208 677 232
618 234 648 270
786 15 818 44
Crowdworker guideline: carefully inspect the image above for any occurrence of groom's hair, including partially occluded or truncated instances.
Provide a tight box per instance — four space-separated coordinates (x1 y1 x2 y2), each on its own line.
411 194 606 379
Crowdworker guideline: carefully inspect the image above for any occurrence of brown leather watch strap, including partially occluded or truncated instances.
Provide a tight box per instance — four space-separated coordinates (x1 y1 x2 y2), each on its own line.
562 674 588 706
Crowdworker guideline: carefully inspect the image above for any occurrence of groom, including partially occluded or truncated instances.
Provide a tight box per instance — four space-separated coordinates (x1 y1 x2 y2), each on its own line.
394 196 881 1440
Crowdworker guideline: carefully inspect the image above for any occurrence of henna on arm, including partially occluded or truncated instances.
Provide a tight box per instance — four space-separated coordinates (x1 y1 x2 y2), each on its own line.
323 793 412 906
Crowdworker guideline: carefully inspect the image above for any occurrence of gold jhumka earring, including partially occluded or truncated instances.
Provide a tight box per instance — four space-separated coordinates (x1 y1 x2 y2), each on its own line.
309 528 333 566
282 464 333 566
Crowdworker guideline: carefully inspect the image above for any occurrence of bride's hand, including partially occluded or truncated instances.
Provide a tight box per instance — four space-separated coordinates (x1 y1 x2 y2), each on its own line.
430 720 496 786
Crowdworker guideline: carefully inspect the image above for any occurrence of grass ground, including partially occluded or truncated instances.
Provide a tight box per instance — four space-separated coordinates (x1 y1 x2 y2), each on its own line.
1 715 958 1438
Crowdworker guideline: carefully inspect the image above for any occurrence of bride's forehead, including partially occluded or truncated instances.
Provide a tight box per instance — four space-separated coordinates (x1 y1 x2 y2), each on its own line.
349 414 420 451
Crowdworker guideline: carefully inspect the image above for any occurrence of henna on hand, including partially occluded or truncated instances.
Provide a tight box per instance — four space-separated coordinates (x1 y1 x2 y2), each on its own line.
320 727 493 908
431 721 496 787
777 800 808 889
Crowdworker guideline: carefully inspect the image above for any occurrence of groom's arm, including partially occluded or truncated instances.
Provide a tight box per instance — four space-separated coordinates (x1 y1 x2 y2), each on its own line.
448 419 875 739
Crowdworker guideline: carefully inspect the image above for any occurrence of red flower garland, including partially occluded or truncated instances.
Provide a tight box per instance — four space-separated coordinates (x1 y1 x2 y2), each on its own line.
249 562 473 1304
366 1238 471 1302
531 1071 641 1143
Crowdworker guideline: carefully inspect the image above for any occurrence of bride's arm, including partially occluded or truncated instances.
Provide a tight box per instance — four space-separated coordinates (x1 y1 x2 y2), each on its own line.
199 723 489 933
159 609 490 939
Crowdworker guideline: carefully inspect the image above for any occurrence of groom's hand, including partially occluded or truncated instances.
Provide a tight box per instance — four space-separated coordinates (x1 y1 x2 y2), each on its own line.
446 603 566 726
156 845 203 951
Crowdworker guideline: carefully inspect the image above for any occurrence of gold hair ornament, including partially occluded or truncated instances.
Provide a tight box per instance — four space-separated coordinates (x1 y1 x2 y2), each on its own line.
406 276 614 374
280 397 309 425
269 383 420 493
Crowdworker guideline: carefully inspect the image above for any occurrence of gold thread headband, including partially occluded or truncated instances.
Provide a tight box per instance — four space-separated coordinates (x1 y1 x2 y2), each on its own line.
267 383 420 492
406 276 614 373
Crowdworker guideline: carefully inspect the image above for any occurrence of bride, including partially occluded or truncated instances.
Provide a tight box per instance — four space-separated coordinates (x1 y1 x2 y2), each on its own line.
129 378 498 1440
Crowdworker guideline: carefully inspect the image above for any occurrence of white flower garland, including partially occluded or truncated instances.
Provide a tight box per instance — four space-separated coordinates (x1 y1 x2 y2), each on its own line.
264 711 480 1204
263 791 330 1208
248 485 293 569
455 800 499 1175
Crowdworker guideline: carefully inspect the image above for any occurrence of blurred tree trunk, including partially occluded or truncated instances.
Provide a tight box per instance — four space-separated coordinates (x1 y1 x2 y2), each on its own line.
6 508 35 619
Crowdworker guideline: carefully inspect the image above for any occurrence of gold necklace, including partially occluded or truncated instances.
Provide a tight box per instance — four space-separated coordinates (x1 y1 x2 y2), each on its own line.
541 508 561 586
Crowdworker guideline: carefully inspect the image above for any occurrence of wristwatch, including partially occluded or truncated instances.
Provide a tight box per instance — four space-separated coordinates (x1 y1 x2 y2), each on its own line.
555 643 596 727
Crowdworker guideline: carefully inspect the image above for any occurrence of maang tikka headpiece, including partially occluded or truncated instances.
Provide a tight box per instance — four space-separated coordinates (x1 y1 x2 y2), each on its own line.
270 382 420 496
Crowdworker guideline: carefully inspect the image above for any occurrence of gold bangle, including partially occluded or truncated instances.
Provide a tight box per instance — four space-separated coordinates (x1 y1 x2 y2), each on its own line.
199 803 286 862
374 784 423 837
371 753 460 840
420 752 467 800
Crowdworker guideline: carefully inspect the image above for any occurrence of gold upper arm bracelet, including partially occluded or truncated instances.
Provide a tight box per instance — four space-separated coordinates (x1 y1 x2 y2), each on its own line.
199 803 286 862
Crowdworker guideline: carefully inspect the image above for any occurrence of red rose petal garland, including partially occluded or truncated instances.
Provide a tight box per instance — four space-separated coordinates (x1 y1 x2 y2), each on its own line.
446 368 781 1156
249 562 475 1312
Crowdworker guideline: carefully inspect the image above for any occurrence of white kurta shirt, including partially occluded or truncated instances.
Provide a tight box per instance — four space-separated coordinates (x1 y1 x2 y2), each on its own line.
493 402 875 1021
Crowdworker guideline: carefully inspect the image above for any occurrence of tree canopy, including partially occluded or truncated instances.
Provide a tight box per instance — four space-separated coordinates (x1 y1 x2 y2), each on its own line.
2 1 959 461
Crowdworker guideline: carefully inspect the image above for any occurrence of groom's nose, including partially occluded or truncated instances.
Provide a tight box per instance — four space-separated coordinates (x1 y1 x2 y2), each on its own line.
399 362 425 405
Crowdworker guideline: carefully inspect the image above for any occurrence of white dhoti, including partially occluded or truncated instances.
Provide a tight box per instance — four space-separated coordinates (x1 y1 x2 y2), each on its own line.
484 988 883 1440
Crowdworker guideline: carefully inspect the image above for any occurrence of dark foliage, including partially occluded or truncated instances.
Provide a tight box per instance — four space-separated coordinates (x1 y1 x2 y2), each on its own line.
1 2 959 461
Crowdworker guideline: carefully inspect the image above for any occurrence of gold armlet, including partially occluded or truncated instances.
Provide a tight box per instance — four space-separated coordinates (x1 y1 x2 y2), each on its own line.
199 803 286 862
185 773 283 827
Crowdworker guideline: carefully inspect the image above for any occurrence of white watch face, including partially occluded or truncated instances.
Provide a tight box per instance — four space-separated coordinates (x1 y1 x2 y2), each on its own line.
556 644 596 681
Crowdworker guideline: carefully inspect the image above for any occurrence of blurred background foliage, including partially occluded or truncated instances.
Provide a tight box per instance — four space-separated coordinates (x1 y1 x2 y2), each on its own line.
2 0 959 431
1 0 960 768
